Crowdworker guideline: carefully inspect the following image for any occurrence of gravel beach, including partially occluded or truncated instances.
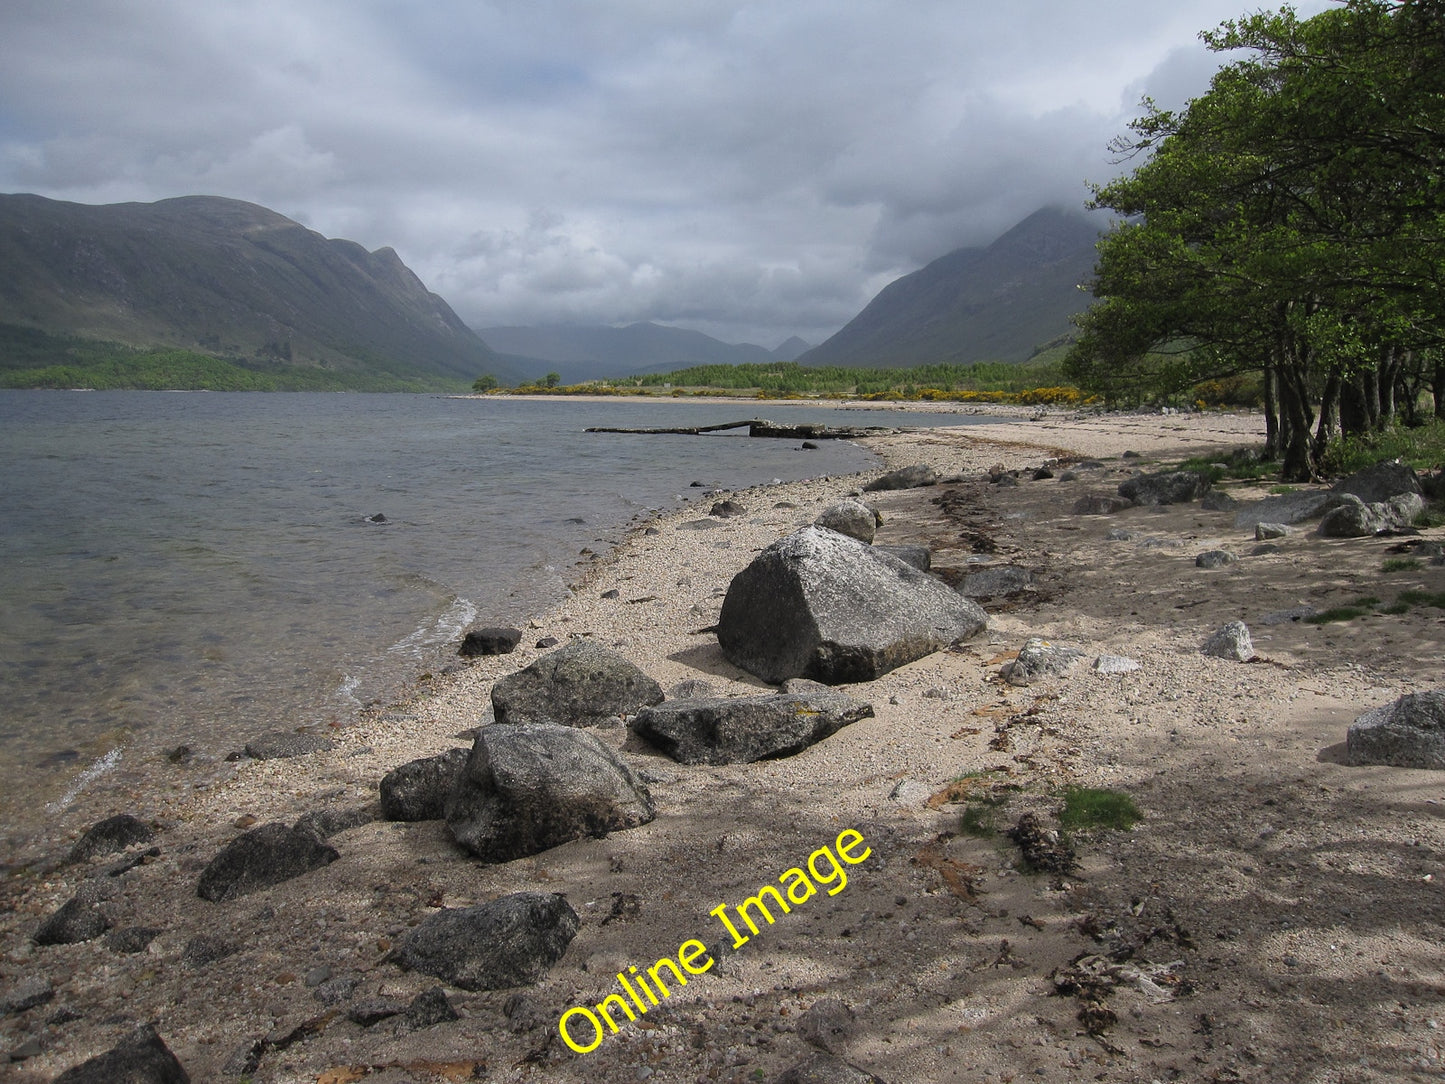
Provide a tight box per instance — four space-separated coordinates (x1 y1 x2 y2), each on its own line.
6 405 1445 1084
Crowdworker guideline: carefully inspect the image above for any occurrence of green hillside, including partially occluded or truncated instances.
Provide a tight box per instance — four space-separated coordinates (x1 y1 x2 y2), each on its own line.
0 193 516 390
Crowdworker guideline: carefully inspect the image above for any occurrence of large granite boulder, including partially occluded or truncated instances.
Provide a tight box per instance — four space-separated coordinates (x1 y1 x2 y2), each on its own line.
196 822 339 902
631 681 874 764
813 499 878 544
1347 691 1445 768
1317 491 1423 537
1334 459 1423 504
445 723 654 861
491 641 664 727
862 464 938 491
380 748 470 821
394 892 579 991
1118 470 1212 506
53 1024 189 1083
1234 490 1333 529
716 526 986 684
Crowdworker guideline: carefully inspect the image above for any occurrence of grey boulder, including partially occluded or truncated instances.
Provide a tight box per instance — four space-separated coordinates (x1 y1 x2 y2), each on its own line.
958 565 1034 600
874 544 931 571
491 641 664 727
716 526 987 684
196 822 339 902
1202 621 1255 662
1118 470 1212 506
1317 492 1423 537
33 895 111 946
459 626 523 656
862 464 938 491
53 1024 189 1084
379 748 470 821
445 722 655 861
813 499 878 544
1001 637 1084 686
1195 549 1237 569
393 892 579 990
69 813 154 863
1347 691 1445 769
1334 459 1423 504
1255 522 1291 540
631 684 874 765
1234 490 1332 529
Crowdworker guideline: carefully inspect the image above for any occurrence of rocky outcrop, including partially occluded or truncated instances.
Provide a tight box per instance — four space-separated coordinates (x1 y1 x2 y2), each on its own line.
491 641 664 727
52 1024 189 1083
1346 691 1445 768
1001 637 1084 686
716 526 987 684
813 499 878 544
393 893 579 991
1118 470 1212 506
379 748 470 821
458 627 523 657
444 723 655 862
195 822 340 902
862 464 938 491
631 682 874 765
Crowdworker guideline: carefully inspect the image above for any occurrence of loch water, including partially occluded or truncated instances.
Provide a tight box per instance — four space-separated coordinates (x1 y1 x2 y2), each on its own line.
0 391 994 861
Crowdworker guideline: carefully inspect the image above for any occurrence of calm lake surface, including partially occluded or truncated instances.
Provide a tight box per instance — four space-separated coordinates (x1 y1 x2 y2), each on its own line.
0 391 996 860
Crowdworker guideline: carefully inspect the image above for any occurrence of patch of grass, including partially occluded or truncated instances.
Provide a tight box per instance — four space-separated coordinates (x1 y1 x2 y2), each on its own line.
1397 589 1445 610
1414 502 1445 529
1175 446 1276 483
1305 606 1371 624
1381 601 1411 615
1353 595 1382 607
1058 786 1142 833
959 801 1003 838
1320 418 1445 477
1383 557 1423 573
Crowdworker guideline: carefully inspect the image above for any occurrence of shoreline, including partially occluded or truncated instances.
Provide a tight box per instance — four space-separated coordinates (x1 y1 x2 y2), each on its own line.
10 408 1445 1083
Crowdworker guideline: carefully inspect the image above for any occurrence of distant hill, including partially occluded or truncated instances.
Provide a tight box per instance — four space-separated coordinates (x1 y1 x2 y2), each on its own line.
798 207 1102 369
477 322 810 383
0 193 516 390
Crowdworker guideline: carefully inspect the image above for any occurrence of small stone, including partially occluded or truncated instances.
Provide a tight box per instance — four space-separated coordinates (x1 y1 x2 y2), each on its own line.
303 965 332 988
402 986 459 1029
348 998 407 1026
1255 522 1291 540
33 896 110 946
1 977 55 1015
601 589 620 599
799 998 856 1053
244 730 334 760
69 814 155 863
1001 638 1084 686
1195 549 1237 569
1202 621 1255 662
183 933 239 968
458 626 523 657
709 499 747 518
1092 655 1141 675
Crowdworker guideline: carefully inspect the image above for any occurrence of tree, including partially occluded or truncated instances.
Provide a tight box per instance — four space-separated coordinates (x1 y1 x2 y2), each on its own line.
1067 0 1445 479
471 373 499 392
544 371 561 388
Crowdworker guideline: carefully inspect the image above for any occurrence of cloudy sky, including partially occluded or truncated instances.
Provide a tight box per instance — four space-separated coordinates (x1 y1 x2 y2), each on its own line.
0 1 1332 347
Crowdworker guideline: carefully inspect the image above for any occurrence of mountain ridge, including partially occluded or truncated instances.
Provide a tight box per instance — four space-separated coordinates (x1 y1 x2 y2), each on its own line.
798 206 1102 369
0 193 515 389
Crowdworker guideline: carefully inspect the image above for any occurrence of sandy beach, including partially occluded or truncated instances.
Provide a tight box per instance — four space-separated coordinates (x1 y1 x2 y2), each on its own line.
5 405 1445 1084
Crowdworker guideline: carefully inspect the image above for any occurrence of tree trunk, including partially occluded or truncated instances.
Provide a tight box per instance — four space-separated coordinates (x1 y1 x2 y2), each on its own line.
1263 359 1280 460
1277 354 1317 482
1378 345 1399 429
1434 358 1445 419
1313 370 1341 466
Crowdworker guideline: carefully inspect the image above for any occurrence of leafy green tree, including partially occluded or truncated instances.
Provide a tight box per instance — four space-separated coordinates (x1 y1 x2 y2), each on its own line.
544 371 561 388
471 373 499 392
1068 0 1445 479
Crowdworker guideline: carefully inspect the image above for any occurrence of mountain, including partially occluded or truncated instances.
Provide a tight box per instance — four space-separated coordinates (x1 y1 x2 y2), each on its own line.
476 322 808 383
798 206 1102 369
0 193 515 389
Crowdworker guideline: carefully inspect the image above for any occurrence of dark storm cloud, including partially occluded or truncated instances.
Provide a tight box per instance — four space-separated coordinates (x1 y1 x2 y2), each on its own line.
0 1 1334 346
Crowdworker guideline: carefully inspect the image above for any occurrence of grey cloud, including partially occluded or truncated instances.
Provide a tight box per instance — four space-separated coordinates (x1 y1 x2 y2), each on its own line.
0 0 1338 347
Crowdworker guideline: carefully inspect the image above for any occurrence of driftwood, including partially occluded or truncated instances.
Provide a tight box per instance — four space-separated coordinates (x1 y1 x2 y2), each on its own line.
584 418 898 440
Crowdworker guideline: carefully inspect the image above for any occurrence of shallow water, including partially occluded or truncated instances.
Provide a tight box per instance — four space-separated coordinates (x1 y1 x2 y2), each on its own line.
0 392 1001 859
